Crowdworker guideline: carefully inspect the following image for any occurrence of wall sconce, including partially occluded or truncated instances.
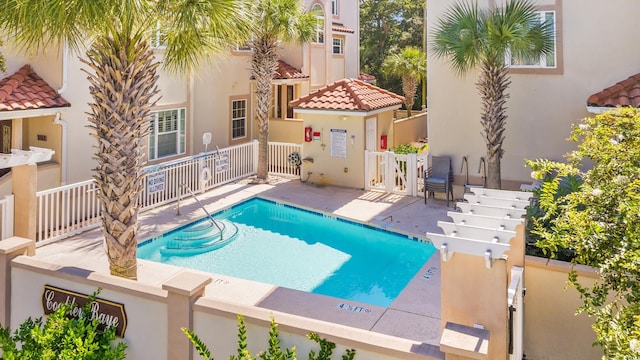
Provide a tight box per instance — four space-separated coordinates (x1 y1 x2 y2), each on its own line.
350 134 355 144
341 115 348 121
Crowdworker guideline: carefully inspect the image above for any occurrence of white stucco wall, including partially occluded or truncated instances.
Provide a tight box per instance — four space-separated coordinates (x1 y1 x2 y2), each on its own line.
11 264 168 360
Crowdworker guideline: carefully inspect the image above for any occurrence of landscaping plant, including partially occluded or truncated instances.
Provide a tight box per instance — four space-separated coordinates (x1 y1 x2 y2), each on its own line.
526 107 640 358
182 314 356 360
0 291 127 359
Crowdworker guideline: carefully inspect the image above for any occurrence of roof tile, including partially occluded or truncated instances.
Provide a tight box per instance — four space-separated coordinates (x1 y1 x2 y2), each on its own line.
274 60 309 80
0 65 71 112
588 72 640 108
332 22 355 34
290 78 404 112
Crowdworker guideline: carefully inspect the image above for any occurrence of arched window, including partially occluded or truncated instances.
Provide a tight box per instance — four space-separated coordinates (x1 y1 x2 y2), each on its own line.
310 4 324 44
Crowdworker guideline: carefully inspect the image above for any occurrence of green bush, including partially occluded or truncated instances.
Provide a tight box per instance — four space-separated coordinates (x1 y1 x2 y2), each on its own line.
183 314 356 360
390 143 427 154
523 161 580 261
0 290 127 360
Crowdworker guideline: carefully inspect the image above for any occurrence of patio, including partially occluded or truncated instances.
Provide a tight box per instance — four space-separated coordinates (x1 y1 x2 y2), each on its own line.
34 177 453 358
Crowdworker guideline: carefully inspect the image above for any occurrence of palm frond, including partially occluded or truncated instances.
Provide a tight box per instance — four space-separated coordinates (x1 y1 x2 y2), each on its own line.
430 0 486 75
158 0 252 74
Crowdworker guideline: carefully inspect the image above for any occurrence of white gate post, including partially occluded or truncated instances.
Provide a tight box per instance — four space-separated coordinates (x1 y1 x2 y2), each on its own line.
384 151 394 193
408 153 417 196
364 150 371 190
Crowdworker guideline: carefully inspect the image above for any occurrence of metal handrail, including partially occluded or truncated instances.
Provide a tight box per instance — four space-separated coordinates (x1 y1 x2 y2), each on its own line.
178 183 224 237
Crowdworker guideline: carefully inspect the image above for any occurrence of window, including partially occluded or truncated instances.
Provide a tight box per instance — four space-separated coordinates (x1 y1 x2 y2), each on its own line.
272 85 282 118
286 85 294 119
311 4 324 44
272 85 295 119
150 24 168 49
331 0 338 16
332 37 344 55
232 99 247 139
149 108 186 160
506 11 556 68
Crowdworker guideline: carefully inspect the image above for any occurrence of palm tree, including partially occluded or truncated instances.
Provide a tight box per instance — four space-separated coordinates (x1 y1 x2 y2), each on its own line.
0 0 250 279
431 0 554 189
382 46 427 117
249 0 317 181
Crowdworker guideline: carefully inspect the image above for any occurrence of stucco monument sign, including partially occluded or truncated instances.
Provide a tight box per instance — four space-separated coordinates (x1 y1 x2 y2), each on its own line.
41 285 128 337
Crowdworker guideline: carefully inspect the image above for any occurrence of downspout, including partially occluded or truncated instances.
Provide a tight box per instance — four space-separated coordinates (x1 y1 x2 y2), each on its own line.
54 40 69 185
57 40 68 95
53 113 68 185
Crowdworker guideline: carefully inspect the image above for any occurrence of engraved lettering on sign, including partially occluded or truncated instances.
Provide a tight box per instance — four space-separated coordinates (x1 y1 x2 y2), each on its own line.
42 285 127 337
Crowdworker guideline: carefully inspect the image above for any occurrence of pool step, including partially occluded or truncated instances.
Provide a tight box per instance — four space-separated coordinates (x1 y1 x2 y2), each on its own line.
160 219 239 256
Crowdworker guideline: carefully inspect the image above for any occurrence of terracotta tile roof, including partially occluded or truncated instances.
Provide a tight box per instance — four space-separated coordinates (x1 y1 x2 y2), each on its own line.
0 65 71 111
274 60 308 80
332 22 355 34
588 73 640 108
290 78 404 111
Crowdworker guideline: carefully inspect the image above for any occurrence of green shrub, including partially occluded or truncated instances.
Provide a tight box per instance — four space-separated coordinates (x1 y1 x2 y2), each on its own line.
0 290 127 360
183 314 356 360
523 161 581 261
390 143 427 154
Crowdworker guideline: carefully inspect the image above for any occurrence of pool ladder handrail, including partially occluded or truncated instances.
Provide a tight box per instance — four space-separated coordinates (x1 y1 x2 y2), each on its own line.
177 183 224 238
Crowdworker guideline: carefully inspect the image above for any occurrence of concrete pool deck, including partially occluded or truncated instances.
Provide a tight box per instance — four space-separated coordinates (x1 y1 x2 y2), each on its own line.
34 177 453 358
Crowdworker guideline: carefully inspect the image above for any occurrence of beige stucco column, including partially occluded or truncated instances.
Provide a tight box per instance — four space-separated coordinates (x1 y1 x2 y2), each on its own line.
0 237 35 327
162 271 212 360
439 223 527 360
12 164 37 240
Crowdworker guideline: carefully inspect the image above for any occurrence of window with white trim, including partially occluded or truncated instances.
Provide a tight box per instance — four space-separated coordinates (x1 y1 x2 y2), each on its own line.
150 24 168 49
331 0 339 16
506 11 556 68
232 99 247 139
311 4 324 44
332 37 344 55
149 108 186 160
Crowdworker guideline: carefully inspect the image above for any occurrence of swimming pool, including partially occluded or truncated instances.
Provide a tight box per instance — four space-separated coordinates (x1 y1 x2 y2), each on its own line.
138 198 436 307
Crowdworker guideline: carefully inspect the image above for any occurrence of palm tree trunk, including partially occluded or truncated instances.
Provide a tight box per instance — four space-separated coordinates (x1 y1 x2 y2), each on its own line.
477 61 510 189
402 75 418 117
83 31 159 279
251 37 279 180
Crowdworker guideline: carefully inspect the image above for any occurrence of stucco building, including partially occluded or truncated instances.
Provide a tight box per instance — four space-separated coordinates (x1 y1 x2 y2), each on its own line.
0 0 360 194
427 0 640 190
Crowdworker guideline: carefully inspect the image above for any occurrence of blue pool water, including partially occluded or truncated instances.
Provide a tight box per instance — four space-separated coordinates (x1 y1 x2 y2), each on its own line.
138 198 435 307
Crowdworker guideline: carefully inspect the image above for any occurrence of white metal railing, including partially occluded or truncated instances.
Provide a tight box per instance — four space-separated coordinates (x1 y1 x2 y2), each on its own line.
268 142 302 178
364 150 427 196
0 194 14 240
36 180 100 245
34 141 303 244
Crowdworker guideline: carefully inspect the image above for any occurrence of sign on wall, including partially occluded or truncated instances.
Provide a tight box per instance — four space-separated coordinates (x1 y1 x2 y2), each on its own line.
330 129 347 158
147 172 165 194
215 153 229 173
42 285 128 337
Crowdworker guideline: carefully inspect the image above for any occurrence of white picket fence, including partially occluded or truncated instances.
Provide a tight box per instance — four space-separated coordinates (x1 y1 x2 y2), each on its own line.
35 141 301 245
0 194 14 240
364 150 428 196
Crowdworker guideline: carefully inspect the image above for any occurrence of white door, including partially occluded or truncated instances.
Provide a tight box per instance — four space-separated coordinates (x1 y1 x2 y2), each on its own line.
365 117 377 151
